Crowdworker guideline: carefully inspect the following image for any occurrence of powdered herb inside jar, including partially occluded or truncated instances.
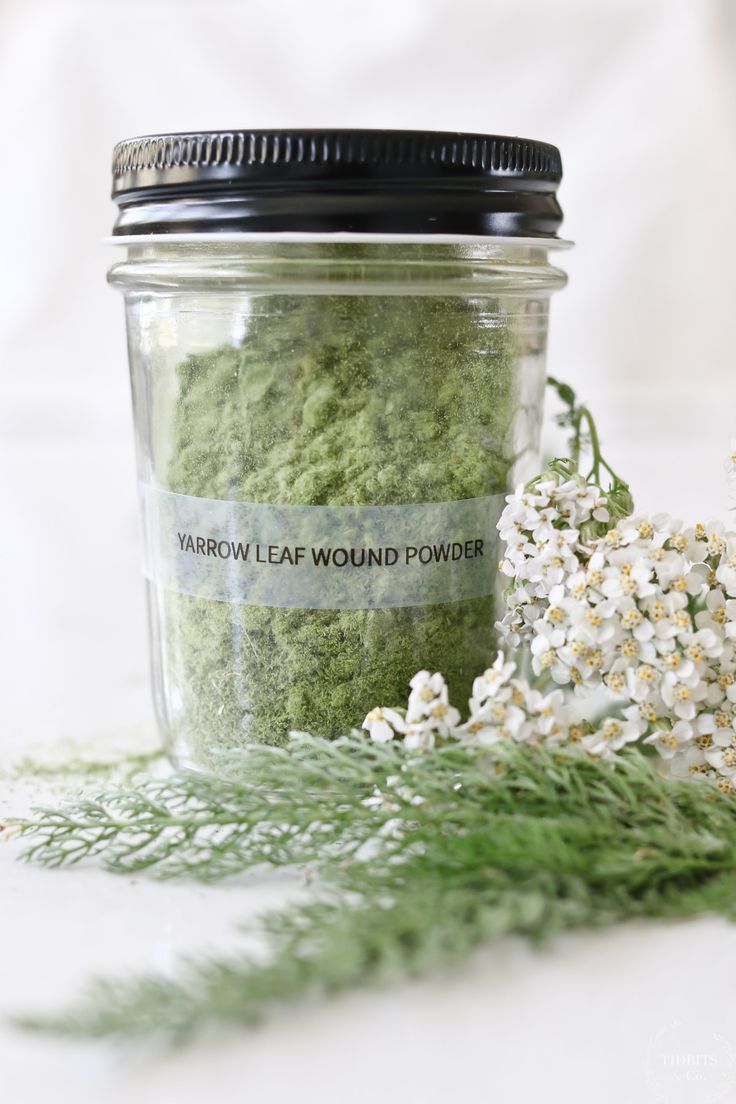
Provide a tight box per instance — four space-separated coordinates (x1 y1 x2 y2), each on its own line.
109 129 568 773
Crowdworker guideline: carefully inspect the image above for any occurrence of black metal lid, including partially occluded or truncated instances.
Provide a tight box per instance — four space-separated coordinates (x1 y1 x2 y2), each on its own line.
111 128 563 238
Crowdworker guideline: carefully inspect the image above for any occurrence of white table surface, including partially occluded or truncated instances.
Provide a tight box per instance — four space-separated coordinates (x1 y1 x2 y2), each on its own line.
3 386 736 1104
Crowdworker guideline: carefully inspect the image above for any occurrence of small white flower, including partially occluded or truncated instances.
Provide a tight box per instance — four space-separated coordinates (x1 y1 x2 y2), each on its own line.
644 719 695 759
660 668 707 721
427 699 461 736
581 706 645 758
470 652 516 707
404 723 436 751
362 707 405 743
681 627 723 664
406 670 449 722
469 698 527 741
530 621 566 664
455 715 505 747
600 553 656 602
716 538 736 597
704 738 736 776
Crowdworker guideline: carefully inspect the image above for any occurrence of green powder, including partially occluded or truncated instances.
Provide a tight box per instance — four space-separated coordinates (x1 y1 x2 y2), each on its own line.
162 293 517 768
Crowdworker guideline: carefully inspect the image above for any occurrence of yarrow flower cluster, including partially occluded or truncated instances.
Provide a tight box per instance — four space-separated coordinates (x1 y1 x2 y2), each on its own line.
364 379 736 796
363 654 573 754
498 470 612 622
363 670 461 751
496 467 736 791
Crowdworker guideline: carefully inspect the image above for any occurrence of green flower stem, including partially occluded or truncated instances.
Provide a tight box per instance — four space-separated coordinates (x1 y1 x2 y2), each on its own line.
547 375 629 492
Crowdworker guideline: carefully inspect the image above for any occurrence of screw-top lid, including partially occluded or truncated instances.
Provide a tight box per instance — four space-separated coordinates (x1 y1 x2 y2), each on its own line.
111 128 563 238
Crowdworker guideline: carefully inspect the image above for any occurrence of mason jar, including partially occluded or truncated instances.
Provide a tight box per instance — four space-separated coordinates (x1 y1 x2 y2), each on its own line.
108 128 569 773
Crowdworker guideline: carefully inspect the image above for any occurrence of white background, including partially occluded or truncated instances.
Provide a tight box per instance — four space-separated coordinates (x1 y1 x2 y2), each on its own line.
1 1 736 1101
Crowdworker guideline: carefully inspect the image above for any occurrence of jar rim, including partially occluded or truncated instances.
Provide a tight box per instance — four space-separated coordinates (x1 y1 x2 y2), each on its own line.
104 232 574 249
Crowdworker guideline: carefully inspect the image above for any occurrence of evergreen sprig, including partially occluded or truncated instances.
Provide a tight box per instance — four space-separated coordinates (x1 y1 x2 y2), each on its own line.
12 735 736 1040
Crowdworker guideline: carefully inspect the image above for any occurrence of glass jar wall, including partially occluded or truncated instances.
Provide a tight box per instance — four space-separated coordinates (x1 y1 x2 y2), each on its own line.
110 240 566 772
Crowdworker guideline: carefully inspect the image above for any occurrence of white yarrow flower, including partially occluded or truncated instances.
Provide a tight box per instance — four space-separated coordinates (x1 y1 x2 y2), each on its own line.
406 670 450 722
362 707 405 743
581 706 645 758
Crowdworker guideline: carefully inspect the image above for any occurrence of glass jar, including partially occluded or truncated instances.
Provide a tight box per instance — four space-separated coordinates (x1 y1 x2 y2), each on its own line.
109 129 569 773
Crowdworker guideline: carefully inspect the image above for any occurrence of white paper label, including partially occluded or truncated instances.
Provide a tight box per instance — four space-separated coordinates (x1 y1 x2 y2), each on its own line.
140 484 504 610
